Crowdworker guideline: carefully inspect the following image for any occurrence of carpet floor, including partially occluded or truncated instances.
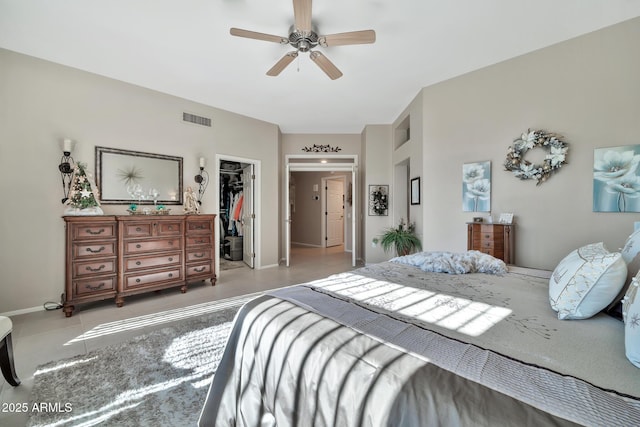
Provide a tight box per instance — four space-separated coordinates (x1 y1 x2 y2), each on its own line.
27 294 258 427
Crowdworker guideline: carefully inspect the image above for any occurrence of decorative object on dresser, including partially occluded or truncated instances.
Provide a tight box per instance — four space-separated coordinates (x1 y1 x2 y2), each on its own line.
467 222 515 264
195 157 209 205
58 138 75 204
63 162 104 216
63 215 216 317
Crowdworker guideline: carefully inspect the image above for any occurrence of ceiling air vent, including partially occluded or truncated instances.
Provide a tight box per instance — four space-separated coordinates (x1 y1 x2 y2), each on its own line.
183 112 212 127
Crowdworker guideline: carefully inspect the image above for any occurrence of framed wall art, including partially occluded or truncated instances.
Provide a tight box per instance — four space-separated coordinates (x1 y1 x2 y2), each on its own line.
410 177 420 205
368 185 389 216
594 145 640 213
462 161 491 212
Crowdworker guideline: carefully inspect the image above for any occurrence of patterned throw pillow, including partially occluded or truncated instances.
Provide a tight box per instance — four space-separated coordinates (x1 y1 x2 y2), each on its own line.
622 274 640 368
549 242 627 320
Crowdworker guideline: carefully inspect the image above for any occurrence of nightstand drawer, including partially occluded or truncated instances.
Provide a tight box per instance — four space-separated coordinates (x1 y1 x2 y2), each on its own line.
125 252 182 271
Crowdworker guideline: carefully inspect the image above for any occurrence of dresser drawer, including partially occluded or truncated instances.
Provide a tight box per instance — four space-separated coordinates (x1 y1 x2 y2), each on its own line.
186 262 212 277
73 223 116 240
124 267 183 288
73 241 117 259
186 235 212 247
125 252 182 271
186 248 212 262
157 221 183 236
74 259 117 278
74 276 117 296
123 222 153 238
187 219 213 234
124 238 182 254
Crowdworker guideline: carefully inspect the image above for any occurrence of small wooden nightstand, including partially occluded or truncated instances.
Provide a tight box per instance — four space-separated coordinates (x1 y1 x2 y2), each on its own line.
467 222 515 264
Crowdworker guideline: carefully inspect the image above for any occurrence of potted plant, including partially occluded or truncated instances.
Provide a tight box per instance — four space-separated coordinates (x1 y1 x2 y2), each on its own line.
380 219 422 256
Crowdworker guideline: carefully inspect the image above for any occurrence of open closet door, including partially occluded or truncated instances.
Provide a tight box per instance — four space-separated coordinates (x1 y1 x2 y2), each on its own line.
242 164 255 268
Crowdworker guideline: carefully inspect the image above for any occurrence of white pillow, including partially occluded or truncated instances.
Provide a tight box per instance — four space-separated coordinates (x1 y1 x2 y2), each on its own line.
622 274 640 368
549 242 627 320
606 229 640 315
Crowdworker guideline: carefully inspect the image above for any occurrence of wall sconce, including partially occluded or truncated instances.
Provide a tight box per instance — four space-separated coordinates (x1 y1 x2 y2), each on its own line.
194 157 209 205
58 138 75 204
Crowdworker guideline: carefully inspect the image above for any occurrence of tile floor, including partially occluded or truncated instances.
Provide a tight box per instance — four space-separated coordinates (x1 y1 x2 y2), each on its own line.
0 245 359 426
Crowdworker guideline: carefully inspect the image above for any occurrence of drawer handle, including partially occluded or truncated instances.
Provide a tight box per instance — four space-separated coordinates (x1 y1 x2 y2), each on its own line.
168 241 174 246
136 227 142 232
168 226 173 230
136 244 142 249
86 264 106 272
168 257 174 262
194 253 205 258
194 267 206 273
195 225 205 229
86 246 105 253
86 228 105 235
484 234 490 238
136 278 141 283
86 282 106 291
168 273 173 278
136 261 142 266
195 239 205 244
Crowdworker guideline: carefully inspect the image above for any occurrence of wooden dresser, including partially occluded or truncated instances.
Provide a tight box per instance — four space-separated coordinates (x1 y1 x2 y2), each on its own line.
63 214 216 317
467 222 515 264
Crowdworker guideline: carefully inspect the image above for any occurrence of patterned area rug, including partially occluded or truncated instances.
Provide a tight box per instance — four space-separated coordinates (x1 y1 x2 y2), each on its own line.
27 293 260 427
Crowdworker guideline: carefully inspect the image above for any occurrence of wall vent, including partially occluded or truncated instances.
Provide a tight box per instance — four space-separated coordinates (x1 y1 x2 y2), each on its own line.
183 112 212 127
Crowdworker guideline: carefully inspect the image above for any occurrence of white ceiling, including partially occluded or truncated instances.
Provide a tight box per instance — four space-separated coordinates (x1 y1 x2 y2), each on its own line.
2 1 639 133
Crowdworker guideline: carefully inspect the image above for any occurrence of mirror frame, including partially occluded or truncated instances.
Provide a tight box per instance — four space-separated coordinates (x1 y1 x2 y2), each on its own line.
95 146 183 205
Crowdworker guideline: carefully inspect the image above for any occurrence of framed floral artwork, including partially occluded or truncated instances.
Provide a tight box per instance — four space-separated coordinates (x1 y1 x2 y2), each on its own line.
463 161 491 212
594 145 640 212
368 185 389 216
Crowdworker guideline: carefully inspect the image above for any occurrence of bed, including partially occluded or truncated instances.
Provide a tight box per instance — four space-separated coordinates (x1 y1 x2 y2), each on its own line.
198 258 640 426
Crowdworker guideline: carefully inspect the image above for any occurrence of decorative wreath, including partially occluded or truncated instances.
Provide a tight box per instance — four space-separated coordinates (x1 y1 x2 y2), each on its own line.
504 129 569 185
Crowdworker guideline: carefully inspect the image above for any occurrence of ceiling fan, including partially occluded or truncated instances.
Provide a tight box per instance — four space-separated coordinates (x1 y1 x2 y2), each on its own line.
230 0 376 80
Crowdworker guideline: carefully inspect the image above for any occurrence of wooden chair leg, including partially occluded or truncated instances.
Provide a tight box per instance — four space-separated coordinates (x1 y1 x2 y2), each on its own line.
0 333 20 386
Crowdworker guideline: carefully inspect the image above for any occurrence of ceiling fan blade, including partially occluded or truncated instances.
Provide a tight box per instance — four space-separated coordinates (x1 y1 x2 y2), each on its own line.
230 28 288 44
310 51 343 80
319 30 376 47
293 0 312 32
267 52 298 76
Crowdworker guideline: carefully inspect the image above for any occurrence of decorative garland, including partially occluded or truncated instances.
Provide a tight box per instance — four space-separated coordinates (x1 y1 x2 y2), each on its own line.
504 129 569 185
302 144 341 153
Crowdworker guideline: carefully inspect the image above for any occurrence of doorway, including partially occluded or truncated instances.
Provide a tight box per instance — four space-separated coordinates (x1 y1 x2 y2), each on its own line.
285 155 358 267
216 155 258 274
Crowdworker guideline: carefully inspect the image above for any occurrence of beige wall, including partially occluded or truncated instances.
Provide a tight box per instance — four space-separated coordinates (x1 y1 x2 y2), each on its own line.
0 48 280 314
417 17 640 270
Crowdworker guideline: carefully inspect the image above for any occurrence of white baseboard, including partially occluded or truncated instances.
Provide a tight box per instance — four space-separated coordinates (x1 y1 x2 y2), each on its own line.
1 304 47 317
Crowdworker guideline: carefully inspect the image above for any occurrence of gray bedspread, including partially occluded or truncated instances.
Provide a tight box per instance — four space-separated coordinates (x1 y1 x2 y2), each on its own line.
199 263 640 426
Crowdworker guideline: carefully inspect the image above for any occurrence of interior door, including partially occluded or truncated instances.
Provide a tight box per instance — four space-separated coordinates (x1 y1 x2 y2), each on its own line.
242 164 255 268
325 179 344 247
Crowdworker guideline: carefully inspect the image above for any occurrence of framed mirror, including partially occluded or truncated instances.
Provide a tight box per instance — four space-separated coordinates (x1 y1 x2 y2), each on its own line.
96 146 183 205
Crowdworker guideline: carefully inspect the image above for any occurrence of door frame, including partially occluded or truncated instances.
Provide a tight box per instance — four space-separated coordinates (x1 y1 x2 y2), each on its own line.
285 154 358 267
215 154 261 276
